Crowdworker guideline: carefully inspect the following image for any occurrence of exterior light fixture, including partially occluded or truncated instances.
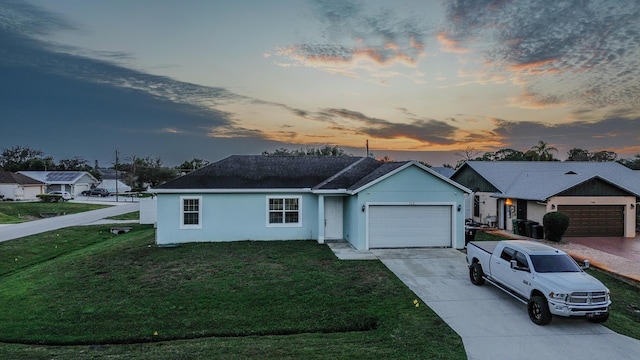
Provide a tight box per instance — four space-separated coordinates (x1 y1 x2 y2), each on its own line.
457 204 462 212
362 205 366 212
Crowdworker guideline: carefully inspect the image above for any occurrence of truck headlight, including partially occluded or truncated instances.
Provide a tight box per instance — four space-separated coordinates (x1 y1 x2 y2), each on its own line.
549 292 567 301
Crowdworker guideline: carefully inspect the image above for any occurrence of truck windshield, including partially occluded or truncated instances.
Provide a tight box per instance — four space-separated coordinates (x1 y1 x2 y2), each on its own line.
529 255 582 273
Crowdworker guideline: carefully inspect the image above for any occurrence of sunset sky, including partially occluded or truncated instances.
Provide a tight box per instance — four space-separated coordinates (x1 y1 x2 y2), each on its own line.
1 0 639 167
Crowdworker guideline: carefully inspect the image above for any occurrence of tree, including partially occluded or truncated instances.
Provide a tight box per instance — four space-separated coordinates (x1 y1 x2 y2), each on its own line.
0 145 52 171
176 158 209 171
590 150 617 162
119 155 177 190
524 141 558 161
492 148 525 161
57 157 91 171
566 148 591 161
262 145 348 156
620 154 640 170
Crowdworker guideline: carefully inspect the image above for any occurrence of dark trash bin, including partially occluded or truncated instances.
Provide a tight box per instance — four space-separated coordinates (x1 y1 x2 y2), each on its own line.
465 227 477 246
532 224 544 239
516 219 527 236
524 221 539 238
512 219 521 235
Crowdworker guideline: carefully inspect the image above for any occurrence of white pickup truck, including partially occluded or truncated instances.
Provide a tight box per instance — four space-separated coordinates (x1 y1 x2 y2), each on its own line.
466 240 611 325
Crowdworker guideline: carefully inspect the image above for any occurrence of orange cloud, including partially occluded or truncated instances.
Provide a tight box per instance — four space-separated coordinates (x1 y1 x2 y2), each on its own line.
436 32 470 54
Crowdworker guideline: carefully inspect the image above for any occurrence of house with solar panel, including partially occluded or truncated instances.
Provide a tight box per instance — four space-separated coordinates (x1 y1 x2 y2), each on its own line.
18 171 99 198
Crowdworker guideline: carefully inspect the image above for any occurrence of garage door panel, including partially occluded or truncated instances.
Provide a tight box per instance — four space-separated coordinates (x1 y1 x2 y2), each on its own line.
368 205 452 248
558 205 624 237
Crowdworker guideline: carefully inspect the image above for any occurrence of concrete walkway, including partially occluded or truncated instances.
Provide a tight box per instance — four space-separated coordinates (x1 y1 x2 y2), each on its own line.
0 202 139 242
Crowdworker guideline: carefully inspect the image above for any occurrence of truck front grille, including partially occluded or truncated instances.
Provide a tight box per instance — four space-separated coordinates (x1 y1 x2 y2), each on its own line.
568 291 608 304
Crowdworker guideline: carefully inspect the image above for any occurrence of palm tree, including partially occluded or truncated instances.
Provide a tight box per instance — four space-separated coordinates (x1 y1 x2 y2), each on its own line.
525 141 558 161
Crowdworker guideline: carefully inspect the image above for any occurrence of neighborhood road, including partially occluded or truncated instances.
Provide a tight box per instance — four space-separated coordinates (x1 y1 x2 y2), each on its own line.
371 248 640 360
0 202 139 242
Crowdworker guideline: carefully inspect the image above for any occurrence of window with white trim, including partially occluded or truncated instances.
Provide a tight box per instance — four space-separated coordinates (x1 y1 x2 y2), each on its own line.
267 196 301 226
180 196 202 229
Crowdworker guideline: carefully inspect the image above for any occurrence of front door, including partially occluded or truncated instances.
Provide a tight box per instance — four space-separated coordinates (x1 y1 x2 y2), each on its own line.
324 197 343 240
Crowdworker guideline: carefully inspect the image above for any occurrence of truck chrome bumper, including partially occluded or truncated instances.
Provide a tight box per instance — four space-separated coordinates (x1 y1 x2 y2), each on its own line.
548 301 610 317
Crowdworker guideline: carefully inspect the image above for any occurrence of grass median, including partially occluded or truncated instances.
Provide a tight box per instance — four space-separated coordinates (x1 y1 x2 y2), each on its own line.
0 225 464 359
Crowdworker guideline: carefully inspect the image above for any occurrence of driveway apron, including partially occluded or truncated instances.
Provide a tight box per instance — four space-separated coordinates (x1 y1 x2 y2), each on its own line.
371 248 640 360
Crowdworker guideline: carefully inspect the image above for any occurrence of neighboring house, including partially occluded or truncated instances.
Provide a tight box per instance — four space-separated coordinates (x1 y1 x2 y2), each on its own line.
153 155 472 250
18 171 99 198
0 171 45 201
95 169 131 194
451 161 640 238
97 179 132 194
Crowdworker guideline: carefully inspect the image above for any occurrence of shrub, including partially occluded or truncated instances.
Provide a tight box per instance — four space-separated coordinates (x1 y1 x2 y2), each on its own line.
543 211 570 242
36 194 62 203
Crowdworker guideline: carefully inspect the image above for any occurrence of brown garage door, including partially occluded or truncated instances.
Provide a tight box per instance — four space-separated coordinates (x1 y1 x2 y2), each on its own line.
557 205 624 237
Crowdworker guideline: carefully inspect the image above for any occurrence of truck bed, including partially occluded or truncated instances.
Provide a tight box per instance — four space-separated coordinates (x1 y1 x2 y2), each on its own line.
468 241 500 255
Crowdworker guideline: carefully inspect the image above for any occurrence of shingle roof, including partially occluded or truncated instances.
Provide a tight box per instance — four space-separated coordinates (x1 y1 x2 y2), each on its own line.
156 155 376 190
0 171 44 185
459 161 640 200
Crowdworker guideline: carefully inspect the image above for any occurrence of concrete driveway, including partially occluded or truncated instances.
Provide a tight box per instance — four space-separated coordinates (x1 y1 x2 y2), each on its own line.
371 248 640 360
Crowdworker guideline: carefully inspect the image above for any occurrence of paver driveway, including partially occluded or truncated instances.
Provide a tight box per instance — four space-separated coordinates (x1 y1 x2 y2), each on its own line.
371 248 640 360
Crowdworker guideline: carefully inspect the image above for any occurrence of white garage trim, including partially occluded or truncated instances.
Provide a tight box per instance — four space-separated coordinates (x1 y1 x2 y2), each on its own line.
365 202 456 249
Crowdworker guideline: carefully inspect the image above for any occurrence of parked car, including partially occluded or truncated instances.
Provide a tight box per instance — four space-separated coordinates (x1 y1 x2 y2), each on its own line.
48 191 73 201
81 188 110 197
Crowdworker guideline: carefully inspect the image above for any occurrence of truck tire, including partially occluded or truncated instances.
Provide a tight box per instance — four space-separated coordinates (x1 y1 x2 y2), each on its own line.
528 295 552 325
588 312 609 323
469 263 485 285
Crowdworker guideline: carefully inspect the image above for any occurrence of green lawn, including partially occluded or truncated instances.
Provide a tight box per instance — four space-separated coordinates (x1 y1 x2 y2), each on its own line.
0 225 465 359
0 202 109 223
106 211 139 220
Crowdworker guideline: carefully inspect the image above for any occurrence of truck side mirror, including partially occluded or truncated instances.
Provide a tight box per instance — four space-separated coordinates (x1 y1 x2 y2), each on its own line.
582 259 590 270
510 260 517 269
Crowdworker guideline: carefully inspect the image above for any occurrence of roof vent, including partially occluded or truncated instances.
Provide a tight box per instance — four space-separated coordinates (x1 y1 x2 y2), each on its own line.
564 170 578 175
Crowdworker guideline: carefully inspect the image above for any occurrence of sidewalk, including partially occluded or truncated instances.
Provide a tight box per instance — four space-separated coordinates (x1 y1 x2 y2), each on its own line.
484 229 640 286
0 202 139 242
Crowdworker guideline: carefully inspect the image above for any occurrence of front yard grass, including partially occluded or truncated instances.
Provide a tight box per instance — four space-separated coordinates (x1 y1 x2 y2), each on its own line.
0 202 109 223
0 225 465 359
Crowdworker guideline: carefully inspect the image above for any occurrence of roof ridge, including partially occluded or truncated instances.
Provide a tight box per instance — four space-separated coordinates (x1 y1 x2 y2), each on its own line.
312 157 371 190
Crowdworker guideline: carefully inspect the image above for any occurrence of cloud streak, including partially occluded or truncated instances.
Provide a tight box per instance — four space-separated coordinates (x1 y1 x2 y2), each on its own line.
312 108 458 145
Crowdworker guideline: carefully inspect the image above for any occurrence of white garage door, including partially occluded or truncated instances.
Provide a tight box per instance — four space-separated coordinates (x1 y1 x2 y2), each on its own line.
368 205 452 248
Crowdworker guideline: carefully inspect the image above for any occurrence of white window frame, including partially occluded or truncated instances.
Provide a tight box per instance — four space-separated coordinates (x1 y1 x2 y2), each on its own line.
180 196 202 229
266 196 302 227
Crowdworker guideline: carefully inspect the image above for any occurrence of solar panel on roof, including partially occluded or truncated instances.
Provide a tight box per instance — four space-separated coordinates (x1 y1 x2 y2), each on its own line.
46 172 80 182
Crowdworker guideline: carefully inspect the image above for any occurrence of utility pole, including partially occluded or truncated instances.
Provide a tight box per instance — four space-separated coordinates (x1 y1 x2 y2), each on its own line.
115 149 119 202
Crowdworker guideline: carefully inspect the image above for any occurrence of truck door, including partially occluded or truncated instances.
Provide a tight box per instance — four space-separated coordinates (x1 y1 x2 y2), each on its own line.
510 251 533 297
491 246 516 285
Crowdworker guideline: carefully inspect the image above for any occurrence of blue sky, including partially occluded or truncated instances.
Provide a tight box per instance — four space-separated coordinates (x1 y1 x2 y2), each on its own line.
1 0 639 167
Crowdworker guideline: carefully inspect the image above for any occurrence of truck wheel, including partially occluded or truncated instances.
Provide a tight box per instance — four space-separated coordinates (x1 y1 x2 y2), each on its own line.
469 263 485 285
588 312 609 323
528 295 552 325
